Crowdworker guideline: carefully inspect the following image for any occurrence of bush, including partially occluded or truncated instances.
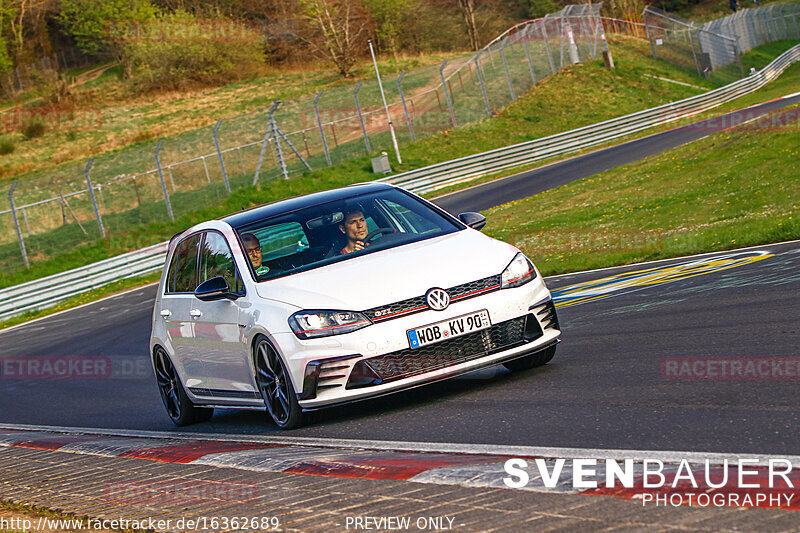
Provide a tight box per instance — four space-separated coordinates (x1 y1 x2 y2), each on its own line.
0 140 15 154
22 123 46 139
121 10 266 92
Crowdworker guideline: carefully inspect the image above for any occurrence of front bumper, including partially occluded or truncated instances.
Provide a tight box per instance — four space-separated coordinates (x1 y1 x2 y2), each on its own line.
295 295 560 409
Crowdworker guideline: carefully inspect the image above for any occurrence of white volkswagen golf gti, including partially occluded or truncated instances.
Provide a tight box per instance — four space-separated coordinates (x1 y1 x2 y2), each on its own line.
150 183 560 429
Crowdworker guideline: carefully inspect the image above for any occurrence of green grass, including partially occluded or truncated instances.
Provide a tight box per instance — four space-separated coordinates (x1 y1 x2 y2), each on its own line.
483 104 800 276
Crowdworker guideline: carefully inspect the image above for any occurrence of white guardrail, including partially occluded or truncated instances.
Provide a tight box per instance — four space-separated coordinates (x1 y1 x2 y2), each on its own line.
1 44 798 323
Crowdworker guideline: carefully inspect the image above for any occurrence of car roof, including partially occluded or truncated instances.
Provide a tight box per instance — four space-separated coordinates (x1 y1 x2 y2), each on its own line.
221 182 396 229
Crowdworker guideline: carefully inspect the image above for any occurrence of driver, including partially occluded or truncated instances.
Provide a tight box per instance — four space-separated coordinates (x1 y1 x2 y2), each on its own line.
241 233 270 276
338 208 369 255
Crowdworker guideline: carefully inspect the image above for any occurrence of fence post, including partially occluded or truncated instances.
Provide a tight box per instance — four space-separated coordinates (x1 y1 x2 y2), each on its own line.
687 25 702 77
500 37 516 100
270 103 290 180
253 101 277 186
474 51 492 117
212 119 231 193
155 140 175 221
201 156 210 184
540 21 557 75
522 25 537 85
644 8 657 58
8 182 29 268
314 91 332 166
353 81 371 153
84 158 105 238
439 60 457 128
397 71 416 141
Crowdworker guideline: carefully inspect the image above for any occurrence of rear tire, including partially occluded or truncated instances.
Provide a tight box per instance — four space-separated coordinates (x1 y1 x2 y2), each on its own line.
154 347 214 426
254 337 305 429
503 345 556 372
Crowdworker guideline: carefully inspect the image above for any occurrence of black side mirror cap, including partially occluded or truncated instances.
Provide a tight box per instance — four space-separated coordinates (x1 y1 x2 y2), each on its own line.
195 276 236 301
458 212 487 231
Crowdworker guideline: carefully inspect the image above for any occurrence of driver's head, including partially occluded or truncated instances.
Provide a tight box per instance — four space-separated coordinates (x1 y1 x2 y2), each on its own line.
339 208 368 243
241 233 262 268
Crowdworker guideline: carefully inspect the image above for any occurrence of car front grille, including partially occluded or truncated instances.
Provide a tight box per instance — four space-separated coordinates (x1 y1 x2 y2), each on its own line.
347 315 541 388
363 274 502 323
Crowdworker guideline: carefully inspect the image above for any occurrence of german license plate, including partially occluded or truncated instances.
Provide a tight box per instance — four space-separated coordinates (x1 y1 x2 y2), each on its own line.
407 310 491 349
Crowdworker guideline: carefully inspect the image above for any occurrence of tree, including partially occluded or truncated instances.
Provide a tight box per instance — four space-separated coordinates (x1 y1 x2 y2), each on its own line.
362 0 416 63
57 0 156 58
457 0 479 51
297 0 372 77
528 0 559 18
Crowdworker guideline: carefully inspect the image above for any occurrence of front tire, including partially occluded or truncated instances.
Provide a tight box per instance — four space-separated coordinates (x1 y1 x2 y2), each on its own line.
503 345 556 372
154 347 213 426
254 337 305 429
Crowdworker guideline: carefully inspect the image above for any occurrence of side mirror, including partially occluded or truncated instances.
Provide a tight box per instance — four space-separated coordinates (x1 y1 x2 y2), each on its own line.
458 212 486 231
195 276 236 301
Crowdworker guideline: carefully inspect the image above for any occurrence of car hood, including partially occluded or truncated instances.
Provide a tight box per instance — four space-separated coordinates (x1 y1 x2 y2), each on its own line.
255 229 519 311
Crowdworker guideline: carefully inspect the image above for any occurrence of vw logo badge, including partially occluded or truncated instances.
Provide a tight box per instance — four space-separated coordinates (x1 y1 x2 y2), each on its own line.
426 288 450 311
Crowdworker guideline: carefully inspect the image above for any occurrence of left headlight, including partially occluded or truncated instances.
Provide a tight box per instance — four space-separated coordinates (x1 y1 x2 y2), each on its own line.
501 252 537 289
289 310 372 339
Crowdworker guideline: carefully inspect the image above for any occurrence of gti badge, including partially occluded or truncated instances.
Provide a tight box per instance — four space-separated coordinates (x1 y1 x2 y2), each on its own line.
426 288 450 311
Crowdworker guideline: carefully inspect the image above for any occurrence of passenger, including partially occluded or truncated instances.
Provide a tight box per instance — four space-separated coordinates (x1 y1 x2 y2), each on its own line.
338 208 369 255
241 233 270 276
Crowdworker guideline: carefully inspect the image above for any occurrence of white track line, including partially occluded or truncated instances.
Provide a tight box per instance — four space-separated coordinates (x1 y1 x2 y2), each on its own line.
2 422 799 467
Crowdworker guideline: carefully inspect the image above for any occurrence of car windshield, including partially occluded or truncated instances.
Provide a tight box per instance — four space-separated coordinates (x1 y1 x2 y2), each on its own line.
235 188 462 281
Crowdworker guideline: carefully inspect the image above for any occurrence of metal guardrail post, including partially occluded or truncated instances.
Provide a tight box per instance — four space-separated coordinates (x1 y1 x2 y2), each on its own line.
500 37 515 100
212 119 231 193
154 140 175 221
8 182 29 269
84 158 105 239
439 60 457 128
522 25 536 85
253 101 278 186
474 51 492 117
314 91 332 166
397 71 415 141
354 81 371 153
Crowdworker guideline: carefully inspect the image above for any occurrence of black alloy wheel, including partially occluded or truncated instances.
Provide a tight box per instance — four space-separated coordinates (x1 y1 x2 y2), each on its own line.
254 338 304 429
154 347 213 426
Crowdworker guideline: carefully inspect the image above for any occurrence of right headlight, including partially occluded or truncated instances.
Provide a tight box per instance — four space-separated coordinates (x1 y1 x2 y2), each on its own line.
289 310 372 339
501 252 537 289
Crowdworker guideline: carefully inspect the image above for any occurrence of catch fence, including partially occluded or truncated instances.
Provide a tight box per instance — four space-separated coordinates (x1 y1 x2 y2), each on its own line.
643 3 800 79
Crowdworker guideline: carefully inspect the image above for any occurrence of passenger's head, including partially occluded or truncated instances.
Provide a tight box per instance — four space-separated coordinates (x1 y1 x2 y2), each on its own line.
241 233 262 268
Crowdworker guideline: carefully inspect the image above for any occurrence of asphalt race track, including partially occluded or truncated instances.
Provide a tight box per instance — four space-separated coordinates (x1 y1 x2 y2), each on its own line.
1 98 799 455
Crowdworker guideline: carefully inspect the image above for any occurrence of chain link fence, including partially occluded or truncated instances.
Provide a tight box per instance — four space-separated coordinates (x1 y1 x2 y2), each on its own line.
0 4 608 274
643 3 800 79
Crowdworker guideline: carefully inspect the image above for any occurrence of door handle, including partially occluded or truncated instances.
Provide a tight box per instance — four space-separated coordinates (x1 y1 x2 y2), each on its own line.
190 309 202 318
160 309 171 318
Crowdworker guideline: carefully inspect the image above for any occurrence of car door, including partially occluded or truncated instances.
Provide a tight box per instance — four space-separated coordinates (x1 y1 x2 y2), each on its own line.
159 233 204 387
190 231 254 397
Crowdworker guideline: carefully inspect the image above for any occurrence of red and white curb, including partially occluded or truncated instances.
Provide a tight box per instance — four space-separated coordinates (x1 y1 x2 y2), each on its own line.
1 424 800 511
